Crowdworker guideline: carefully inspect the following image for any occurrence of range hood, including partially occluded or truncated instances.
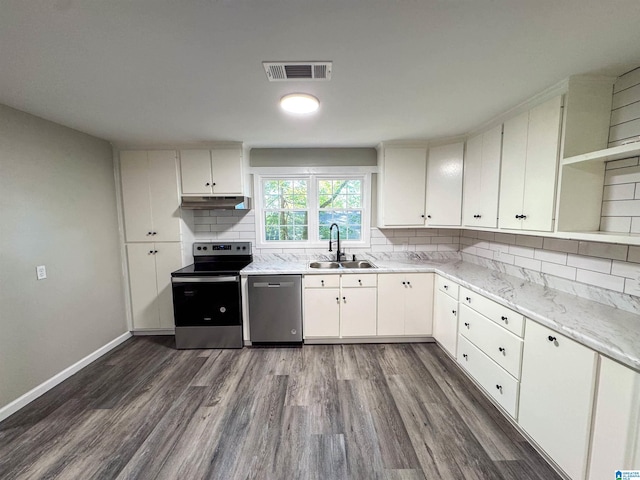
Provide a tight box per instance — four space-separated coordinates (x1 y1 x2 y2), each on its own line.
180 196 251 210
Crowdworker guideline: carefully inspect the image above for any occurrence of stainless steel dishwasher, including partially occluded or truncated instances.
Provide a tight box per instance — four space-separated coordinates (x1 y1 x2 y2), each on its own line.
248 275 303 344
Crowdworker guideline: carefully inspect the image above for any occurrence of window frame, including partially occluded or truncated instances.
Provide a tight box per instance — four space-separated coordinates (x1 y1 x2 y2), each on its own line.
253 167 372 250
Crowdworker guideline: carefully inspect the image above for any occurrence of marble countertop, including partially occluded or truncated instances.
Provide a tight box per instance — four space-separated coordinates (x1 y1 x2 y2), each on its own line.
241 258 640 372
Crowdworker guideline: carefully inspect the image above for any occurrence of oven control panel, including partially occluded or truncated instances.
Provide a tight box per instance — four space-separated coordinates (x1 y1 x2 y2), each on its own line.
193 242 252 256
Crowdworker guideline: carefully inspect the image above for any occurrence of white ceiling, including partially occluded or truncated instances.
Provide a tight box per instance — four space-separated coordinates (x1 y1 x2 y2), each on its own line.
1 0 639 148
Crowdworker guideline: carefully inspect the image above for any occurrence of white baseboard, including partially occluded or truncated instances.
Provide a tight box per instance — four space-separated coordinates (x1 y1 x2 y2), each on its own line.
0 331 132 423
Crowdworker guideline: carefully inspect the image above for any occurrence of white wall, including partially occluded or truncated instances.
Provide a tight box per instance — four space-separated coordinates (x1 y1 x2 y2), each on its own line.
0 104 127 409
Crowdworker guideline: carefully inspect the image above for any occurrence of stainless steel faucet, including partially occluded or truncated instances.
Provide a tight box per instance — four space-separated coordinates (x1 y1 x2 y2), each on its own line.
328 223 342 262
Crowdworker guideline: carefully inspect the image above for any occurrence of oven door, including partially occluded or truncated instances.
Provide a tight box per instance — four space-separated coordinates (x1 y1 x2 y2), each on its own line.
171 276 241 327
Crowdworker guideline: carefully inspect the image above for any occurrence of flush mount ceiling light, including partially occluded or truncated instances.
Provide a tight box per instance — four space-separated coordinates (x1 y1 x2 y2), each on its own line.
280 93 320 114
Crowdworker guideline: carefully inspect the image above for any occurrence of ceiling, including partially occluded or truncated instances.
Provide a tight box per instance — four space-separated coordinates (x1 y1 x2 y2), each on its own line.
1 0 640 148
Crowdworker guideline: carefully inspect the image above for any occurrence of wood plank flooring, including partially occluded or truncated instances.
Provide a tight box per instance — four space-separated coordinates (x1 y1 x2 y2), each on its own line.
0 338 562 480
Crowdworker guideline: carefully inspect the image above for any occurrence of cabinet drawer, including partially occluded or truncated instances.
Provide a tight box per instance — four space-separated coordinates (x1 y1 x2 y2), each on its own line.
436 275 459 300
304 275 340 288
459 305 524 379
457 335 520 418
341 274 377 288
459 287 524 337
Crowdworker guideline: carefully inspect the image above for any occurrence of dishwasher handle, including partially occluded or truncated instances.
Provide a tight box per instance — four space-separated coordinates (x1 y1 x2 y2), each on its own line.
252 281 296 288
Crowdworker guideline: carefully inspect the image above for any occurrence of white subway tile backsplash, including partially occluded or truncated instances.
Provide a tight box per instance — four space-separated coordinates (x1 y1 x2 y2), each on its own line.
603 183 636 201
611 260 640 279
233 223 256 232
541 262 576 280
514 256 541 271
628 246 640 263
494 233 517 245
194 224 211 232
605 157 639 170
493 251 515 264
508 245 535 258
567 254 612 273
487 242 510 254
476 231 495 241
576 269 625 292
600 217 631 233
631 218 640 234
217 232 240 240
371 237 388 245
410 236 431 244
602 199 640 217
388 237 410 245
534 249 568 265
578 241 628 261
515 235 544 249
437 244 459 252
475 247 494 259
542 238 579 254
605 165 640 185
624 278 640 296
433 236 453 244
371 244 394 252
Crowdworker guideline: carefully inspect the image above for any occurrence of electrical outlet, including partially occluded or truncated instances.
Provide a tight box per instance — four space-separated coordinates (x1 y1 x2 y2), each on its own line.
36 265 47 280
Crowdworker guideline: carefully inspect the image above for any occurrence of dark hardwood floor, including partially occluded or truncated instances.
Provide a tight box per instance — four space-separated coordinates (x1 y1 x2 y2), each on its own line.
0 338 561 480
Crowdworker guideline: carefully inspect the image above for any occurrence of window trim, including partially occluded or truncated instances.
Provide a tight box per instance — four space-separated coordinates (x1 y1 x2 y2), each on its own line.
253 168 372 250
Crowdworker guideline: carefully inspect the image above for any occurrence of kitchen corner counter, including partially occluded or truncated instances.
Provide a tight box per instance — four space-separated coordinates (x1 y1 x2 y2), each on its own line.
241 257 640 372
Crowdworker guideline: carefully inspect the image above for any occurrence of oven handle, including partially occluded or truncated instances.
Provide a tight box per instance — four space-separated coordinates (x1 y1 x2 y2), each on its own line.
172 276 239 284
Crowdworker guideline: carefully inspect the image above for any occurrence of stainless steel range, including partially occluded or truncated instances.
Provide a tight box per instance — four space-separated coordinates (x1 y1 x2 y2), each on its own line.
171 242 252 349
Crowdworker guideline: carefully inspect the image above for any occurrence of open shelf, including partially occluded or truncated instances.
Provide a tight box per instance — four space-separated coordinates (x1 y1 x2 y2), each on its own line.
563 142 640 166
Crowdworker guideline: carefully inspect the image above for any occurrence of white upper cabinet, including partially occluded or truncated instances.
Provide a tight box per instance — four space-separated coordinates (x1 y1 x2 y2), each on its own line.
425 142 464 226
377 146 428 227
499 96 563 231
180 145 244 195
462 124 502 228
120 150 181 242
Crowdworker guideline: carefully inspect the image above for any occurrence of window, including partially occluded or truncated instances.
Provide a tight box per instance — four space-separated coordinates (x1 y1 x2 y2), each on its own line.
255 172 370 248
263 179 308 241
318 179 362 241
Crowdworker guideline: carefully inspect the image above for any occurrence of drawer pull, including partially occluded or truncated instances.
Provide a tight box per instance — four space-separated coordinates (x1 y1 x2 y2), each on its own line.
321 280 324 286
444 285 449 290
343 296 346 302
358 279 362 285
462 354 468 360
465 296 471 302
501 316 507 321
336 297 339 302
548 335 557 343
452 310 457 315
407 281 411 286
464 322 470 328
402 281 406 285
496 384 503 393
498 347 505 354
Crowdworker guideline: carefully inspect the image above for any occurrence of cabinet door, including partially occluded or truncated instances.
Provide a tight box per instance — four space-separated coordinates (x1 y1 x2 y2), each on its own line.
120 151 153 242
425 142 463 226
499 111 528 230
462 134 483 226
404 273 434 335
521 96 562 232
377 274 406 335
519 321 597 480
180 150 213 195
147 151 181 242
211 146 243 195
381 147 427 226
433 289 458 357
588 356 640 480
303 288 340 338
127 243 160 329
340 287 377 337
478 124 503 228
154 242 183 328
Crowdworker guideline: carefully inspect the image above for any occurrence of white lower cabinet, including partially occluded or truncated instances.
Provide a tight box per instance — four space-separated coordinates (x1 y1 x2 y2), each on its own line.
457 336 520 418
588 356 640 480
127 242 182 329
302 274 376 339
519 320 597 480
433 275 459 357
377 273 434 336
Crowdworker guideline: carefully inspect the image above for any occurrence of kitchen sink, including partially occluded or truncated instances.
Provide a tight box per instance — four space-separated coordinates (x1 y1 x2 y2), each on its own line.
309 261 341 269
339 260 376 269
308 260 376 269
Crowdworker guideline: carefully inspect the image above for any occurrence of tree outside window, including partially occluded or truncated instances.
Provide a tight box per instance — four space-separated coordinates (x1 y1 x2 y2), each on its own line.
318 179 362 241
263 179 308 241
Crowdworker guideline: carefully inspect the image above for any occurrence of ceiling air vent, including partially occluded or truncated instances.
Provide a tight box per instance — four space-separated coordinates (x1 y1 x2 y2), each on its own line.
263 62 332 81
